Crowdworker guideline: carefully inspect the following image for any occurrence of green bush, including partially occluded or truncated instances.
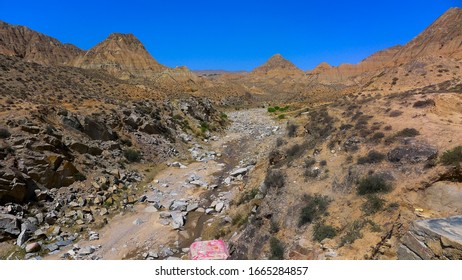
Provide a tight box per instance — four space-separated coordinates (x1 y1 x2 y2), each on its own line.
220 112 228 119
357 175 392 195
268 107 276 113
357 150 385 164
264 169 285 189
440 146 462 166
278 114 285 120
313 222 337 242
0 128 11 139
123 149 142 162
340 220 365 246
371 132 385 141
361 195 385 215
298 194 330 227
200 122 210 133
395 128 420 137
269 237 284 260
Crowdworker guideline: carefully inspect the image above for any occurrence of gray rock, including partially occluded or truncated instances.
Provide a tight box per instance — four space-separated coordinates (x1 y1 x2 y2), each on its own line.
205 208 215 215
215 202 224 213
171 212 185 229
16 229 28 247
133 218 144 225
0 214 20 239
186 203 199 212
388 142 438 163
230 167 248 177
160 212 172 219
170 200 188 211
79 246 95 256
45 243 60 252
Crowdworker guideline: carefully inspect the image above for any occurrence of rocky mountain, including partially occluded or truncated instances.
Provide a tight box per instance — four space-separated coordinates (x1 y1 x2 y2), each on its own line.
252 54 304 77
72 33 167 80
306 7 462 88
0 21 84 66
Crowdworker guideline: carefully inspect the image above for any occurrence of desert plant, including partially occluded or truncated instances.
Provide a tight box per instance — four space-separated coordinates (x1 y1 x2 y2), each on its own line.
123 148 142 162
0 128 11 139
357 175 392 195
287 124 298 137
278 114 285 120
413 99 435 108
371 132 385 141
304 158 316 168
361 195 385 215
269 237 284 260
298 194 330 227
389 110 403 117
440 146 462 166
395 128 420 137
264 169 285 189
73 172 87 182
312 222 337 242
340 220 365 246
268 107 276 113
276 137 286 147
357 150 385 164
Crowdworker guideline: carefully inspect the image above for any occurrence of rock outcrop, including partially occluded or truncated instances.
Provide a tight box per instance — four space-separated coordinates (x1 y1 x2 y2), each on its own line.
399 216 462 260
0 21 84 66
72 33 166 80
252 54 304 77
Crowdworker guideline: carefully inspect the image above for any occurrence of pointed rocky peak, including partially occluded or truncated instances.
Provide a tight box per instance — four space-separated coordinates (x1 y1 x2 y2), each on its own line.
252 54 303 75
309 62 332 74
0 20 84 65
72 32 166 79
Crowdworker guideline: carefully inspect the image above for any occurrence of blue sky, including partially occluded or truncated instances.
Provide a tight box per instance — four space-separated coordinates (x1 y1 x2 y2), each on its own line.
0 0 460 70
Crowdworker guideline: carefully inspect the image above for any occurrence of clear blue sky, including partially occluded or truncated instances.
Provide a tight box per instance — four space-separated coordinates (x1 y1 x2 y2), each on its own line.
0 0 460 71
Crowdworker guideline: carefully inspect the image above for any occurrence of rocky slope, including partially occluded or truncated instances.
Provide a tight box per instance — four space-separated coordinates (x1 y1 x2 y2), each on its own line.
0 21 84 66
72 33 167 80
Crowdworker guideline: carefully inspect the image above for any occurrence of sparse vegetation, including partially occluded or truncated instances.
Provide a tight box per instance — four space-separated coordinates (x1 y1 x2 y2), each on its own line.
269 237 284 260
0 128 11 139
440 146 462 166
357 174 392 195
237 188 259 205
313 222 337 242
264 169 285 189
287 124 298 137
413 99 435 108
389 110 403 117
395 128 420 137
357 150 385 164
298 194 330 227
361 195 385 215
123 148 142 162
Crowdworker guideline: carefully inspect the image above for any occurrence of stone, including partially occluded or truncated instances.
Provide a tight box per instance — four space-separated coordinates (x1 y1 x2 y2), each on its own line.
0 214 20 239
160 212 172 219
45 243 59 252
230 167 248 177
171 212 185 229
25 242 41 253
170 200 188 211
16 229 28 247
144 206 158 213
133 218 144 225
205 208 215 215
215 202 224 213
186 203 199 212
224 177 231 185
388 142 438 163
79 246 95 255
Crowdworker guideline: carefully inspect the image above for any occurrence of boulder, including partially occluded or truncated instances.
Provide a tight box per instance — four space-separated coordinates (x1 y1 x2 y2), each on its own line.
0 214 20 240
171 212 185 230
230 167 248 177
83 117 117 141
388 142 437 163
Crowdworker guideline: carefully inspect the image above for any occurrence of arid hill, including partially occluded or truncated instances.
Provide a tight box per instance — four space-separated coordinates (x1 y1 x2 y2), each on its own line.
0 21 84 66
